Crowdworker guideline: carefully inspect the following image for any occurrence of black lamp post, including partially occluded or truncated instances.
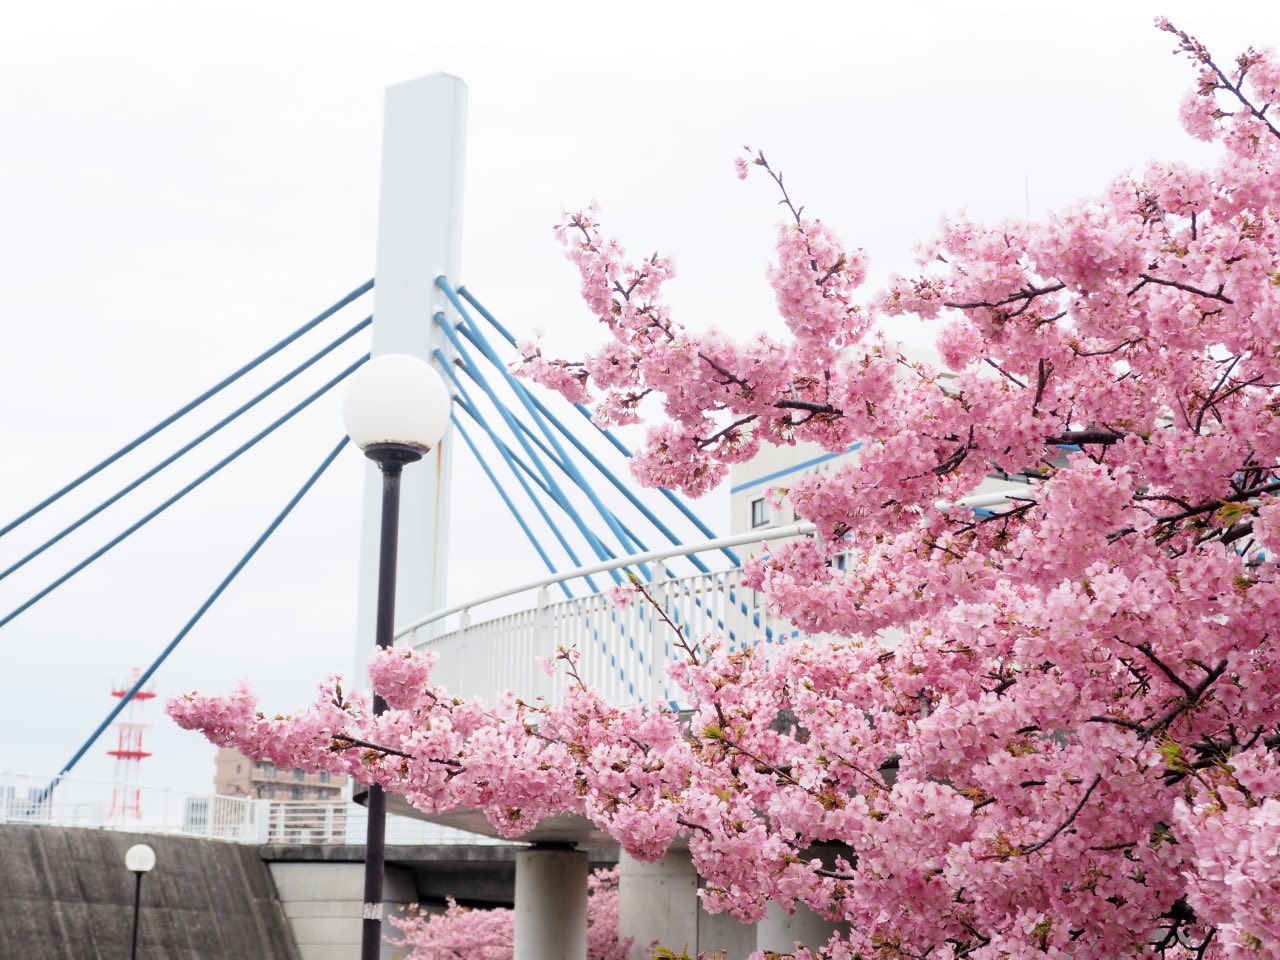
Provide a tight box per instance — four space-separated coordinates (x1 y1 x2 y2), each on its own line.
342 353 450 960
123 843 155 960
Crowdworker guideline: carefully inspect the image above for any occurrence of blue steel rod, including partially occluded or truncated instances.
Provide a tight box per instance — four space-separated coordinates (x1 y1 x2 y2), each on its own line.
437 282 643 567
457 401 556 501
452 400 636 693
442 356 603 591
451 382 559 503
452 358 649 563
434 316 623 578
453 383 639 690
450 415 572 600
458 398 652 592
463 388 754 637
441 355 659 696
51 437 350 786
517 387 736 566
447 348 643 582
0 317 371 584
457 355 705 574
1 279 373 542
0 356 368 631
456 283 736 563
454 285 760 652
463 334 709 576
470 400 705 587
454 363 756 641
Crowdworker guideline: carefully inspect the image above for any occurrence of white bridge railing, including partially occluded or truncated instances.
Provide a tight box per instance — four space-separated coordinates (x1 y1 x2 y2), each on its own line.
400 491 1026 707
399 525 817 706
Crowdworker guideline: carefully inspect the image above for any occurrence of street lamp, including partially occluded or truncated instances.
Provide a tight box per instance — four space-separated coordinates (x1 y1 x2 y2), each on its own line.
124 843 155 960
343 353 450 960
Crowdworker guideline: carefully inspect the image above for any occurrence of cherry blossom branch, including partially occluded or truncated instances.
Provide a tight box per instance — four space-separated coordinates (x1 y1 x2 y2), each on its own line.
1161 19 1280 141
1129 273 1233 304
1000 774 1102 858
332 737 463 768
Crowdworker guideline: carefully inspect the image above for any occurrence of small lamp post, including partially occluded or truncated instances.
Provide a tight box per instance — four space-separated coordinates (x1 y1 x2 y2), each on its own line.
124 843 155 960
342 353 450 960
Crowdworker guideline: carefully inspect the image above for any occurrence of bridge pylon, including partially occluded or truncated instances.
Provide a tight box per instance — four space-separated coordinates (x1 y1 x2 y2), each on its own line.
356 73 467 681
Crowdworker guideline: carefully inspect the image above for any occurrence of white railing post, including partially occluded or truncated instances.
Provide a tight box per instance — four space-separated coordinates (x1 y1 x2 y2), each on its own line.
534 587 553 701
646 564 668 705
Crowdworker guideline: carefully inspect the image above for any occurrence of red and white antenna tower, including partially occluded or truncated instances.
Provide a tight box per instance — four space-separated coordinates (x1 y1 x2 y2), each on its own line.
107 668 155 822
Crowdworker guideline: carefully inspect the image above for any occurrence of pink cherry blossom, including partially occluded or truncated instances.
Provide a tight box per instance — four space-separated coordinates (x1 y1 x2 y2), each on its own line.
170 22 1280 960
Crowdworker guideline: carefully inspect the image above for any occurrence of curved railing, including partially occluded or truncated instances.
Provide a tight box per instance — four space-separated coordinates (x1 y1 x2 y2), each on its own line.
398 523 814 707
398 491 1027 708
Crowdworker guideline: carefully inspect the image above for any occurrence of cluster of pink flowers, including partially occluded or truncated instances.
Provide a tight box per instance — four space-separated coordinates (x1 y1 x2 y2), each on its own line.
171 23 1280 960
388 866 630 960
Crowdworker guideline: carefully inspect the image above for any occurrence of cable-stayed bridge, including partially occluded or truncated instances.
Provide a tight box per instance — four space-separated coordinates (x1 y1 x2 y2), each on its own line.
0 75 789 798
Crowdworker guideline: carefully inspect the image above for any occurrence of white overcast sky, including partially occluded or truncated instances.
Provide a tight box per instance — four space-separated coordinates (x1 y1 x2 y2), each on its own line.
2 0 1277 796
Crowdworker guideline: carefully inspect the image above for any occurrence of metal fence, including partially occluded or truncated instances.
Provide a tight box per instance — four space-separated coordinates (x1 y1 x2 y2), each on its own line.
0 772 506 846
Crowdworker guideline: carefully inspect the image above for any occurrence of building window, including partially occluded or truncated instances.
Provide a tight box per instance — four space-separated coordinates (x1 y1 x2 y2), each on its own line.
750 498 768 528
290 787 304 800
293 768 305 781
318 771 331 784
263 763 276 779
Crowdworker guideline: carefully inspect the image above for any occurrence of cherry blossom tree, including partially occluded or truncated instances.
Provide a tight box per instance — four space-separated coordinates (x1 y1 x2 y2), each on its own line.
171 22 1280 959
388 866 630 960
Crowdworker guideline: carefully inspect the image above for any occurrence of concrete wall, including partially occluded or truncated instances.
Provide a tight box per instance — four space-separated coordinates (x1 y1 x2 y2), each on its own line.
0 824 298 960
268 861 417 960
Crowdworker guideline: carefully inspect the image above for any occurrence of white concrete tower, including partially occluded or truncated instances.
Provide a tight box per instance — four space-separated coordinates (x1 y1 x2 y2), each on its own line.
355 74 467 678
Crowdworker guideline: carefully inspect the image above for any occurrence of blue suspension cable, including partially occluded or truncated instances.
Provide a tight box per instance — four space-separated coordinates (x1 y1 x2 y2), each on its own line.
452 286 762 657
454 282 737 565
461 371 705 574
50 437 350 786
450 415 572 599
442 355 602 591
454 364 751 635
458 284 520 347
0 317 371 584
447 349 643 582
448 357 649 563
448 361 640 691
440 346 647 692
452 291 763 643
1 280 373 542
464 337 711 576
458 389 700 586
437 282 647 569
456 399 557 501
0 356 368 631
434 316 623 577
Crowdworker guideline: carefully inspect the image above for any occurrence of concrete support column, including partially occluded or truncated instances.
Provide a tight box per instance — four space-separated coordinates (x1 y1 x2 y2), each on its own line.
755 900 847 956
618 850 698 960
515 844 588 960
619 850 757 960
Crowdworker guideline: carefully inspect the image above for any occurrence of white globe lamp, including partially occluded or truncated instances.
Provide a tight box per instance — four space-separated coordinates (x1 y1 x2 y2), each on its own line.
342 353 450 463
124 843 155 874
